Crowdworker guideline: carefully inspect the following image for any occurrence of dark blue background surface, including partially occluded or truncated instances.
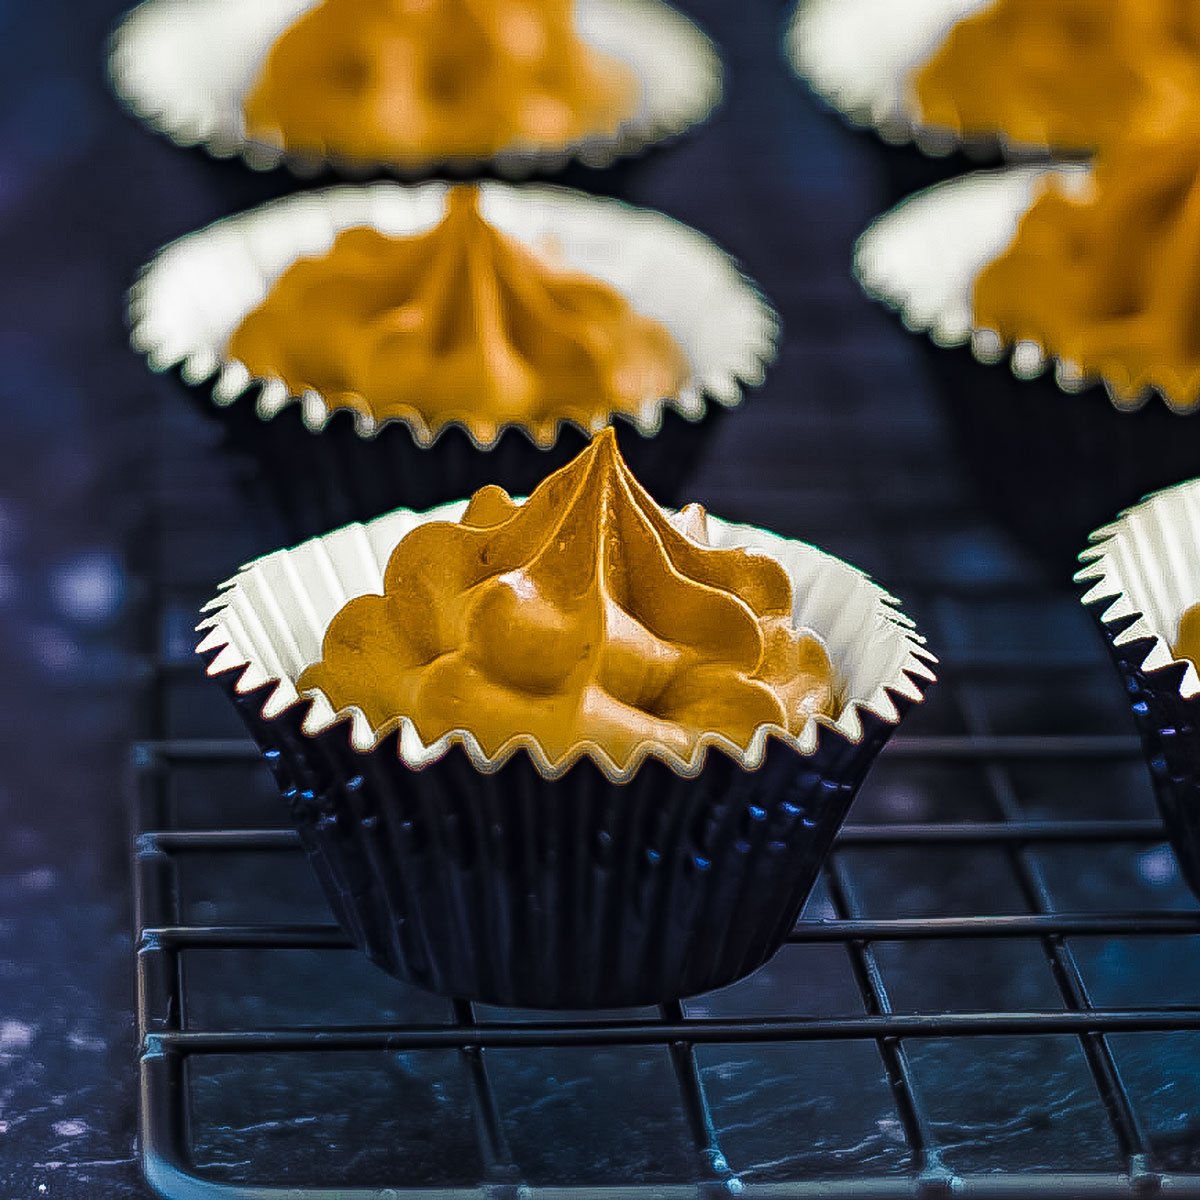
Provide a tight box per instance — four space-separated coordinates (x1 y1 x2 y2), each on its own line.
0 4 299 1195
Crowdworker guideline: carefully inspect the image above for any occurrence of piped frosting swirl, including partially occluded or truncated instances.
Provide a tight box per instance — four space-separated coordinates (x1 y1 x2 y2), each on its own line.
914 0 1200 151
226 185 691 444
242 0 640 165
297 428 835 770
973 123 1200 409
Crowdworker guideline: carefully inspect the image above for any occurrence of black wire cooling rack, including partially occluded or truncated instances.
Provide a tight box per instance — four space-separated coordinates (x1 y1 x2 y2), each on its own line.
129 380 1200 1198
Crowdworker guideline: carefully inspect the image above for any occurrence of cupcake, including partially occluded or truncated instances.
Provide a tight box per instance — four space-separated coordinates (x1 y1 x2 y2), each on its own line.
197 429 936 1007
787 0 1200 200
854 142 1200 569
130 180 777 540
1078 478 1200 901
109 0 722 177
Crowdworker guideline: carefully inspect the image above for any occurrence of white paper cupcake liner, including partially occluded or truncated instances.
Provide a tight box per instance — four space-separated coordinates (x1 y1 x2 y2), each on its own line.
197 501 935 783
108 0 722 177
1078 482 1200 699
786 0 1065 159
1078 480 1200 899
130 179 778 446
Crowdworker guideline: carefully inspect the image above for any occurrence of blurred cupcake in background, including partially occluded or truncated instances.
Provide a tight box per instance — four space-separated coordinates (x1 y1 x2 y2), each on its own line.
109 0 722 176
1078 478 1200 902
855 117 1200 569
787 0 1200 199
911 0 1200 152
197 429 936 1007
130 181 778 539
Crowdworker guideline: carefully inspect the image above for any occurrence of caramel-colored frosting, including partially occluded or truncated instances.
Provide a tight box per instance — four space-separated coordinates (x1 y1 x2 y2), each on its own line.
298 428 835 769
1175 603 1200 667
226 186 690 442
243 0 640 165
913 0 1200 150
972 129 1200 409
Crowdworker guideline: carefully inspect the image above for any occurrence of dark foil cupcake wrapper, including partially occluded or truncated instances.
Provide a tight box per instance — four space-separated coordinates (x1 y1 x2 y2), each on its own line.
923 341 1200 572
209 647 928 1008
1080 486 1200 904
184 369 728 542
851 130 1006 209
1083 605 1200 901
790 51 1011 208
799 89 1051 208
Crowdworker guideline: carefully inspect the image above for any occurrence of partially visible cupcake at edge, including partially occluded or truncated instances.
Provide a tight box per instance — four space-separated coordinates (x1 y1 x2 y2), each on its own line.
197 430 935 1007
1079 479 1200 903
854 107 1200 564
914 0 1200 152
130 180 778 535
856 108 1200 407
791 0 1200 156
968 121 1200 411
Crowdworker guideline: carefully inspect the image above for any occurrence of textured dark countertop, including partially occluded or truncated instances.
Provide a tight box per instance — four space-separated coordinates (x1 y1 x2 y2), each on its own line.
6 1 1200 1197
1 5 311 1195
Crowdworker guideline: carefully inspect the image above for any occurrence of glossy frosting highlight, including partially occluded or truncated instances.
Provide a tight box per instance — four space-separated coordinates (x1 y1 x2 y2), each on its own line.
297 428 835 769
973 128 1200 409
913 0 1200 150
226 186 690 443
242 0 640 165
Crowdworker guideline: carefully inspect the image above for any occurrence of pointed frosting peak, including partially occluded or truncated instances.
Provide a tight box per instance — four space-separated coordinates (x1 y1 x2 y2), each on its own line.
299 433 835 769
227 185 690 444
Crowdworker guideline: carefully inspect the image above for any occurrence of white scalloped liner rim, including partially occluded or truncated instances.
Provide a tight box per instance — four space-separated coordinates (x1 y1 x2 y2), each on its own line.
785 0 1071 160
129 180 779 451
1078 479 1200 701
196 501 936 784
853 163 1200 415
108 0 722 177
